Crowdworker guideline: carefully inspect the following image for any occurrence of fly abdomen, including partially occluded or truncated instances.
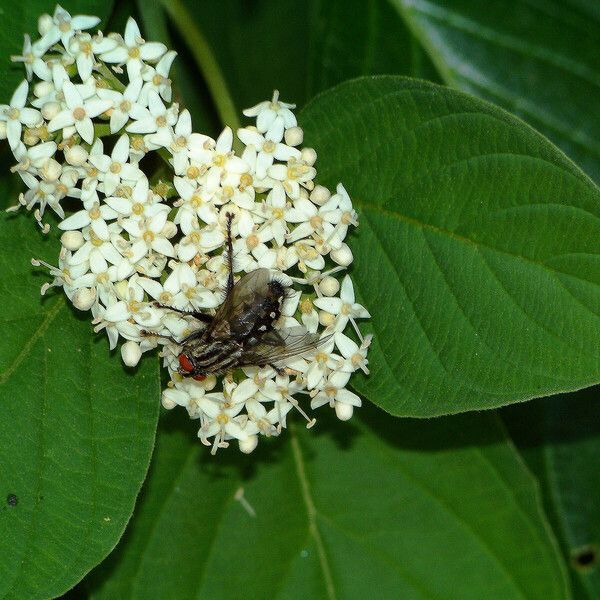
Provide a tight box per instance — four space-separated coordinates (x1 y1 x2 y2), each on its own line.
185 338 243 374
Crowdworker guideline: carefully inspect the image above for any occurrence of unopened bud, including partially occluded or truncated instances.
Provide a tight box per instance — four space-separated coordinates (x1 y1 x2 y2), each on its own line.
161 220 177 239
161 389 178 410
284 126 303 147
33 80 53 99
38 13 53 35
330 243 353 266
121 340 142 367
318 276 339 297
301 147 317 166
41 101 60 121
319 310 336 328
334 402 354 421
60 230 84 250
310 185 331 206
40 158 61 182
65 144 89 167
72 287 96 311
239 435 259 454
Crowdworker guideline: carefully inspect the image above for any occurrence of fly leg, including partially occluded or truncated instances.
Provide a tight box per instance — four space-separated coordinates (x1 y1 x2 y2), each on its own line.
267 363 287 376
224 211 235 297
139 329 181 345
152 302 212 323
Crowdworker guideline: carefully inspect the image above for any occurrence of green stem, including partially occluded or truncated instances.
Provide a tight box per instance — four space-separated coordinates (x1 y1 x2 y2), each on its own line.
161 0 241 134
97 63 126 92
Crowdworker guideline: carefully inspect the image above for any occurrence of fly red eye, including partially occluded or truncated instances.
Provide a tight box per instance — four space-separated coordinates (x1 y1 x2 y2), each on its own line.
178 353 194 373
192 374 206 381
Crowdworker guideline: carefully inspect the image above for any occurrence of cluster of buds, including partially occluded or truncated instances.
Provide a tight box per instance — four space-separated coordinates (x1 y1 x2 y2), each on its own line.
2 5 371 454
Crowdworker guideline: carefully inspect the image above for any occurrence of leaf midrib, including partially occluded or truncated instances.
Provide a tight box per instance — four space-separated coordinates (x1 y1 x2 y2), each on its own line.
0 298 64 385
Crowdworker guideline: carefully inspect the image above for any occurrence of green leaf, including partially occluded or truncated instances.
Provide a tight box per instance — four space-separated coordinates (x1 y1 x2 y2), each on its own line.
85 407 569 600
392 0 600 183
300 76 600 417
177 0 426 111
504 387 600 599
0 1 115 99
0 212 160 600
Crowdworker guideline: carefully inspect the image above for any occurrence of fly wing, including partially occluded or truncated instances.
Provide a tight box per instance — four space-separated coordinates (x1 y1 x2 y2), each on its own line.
239 326 331 367
208 268 271 337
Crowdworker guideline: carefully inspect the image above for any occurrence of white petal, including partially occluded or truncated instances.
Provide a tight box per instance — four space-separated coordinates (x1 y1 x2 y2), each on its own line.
59 210 91 230
112 134 130 162
124 17 142 47
140 42 167 62
62 81 83 109
151 237 175 257
75 117 94 144
11 80 29 108
313 297 343 314
47 110 75 132
340 275 355 303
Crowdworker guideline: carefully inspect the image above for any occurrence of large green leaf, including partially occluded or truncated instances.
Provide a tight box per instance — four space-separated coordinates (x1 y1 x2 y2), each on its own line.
392 0 600 183
0 1 115 98
300 76 600 417
85 407 569 600
176 0 426 111
0 212 160 600
504 387 600 599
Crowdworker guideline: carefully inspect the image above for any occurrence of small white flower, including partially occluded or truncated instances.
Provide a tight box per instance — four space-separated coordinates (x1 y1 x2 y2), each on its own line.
0 80 42 149
10 35 47 81
38 5 100 50
243 90 297 142
140 50 177 103
88 134 143 196
47 81 111 144
122 210 176 260
237 127 300 180
68 32 118 81
313 275 370 333
100 17 167 80
268 158 316 200
58 200 118 241
97 78 144 133
126 89 177 143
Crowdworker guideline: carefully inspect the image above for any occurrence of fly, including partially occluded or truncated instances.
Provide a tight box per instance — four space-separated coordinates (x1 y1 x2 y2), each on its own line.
143 212 326 379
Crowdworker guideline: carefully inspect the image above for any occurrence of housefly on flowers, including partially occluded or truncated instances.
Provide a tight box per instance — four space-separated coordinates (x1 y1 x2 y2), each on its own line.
143 213 327 379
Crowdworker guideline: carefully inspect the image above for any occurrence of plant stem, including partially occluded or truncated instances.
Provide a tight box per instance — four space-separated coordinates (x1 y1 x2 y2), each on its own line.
161 0 241 134
97 63 126 92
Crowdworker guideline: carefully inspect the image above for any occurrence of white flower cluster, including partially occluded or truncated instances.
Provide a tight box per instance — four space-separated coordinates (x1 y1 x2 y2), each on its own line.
2 5 372 454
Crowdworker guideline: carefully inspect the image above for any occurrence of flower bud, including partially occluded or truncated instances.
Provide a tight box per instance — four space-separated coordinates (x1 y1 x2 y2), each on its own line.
334 401 354 421
121 341 142 367
330 243 353 266
72 287 96 311
61 230 84 250
319 276 340 297
284 126 303 147
38 13 53 35
319 310 336 328
301 147 317 166
33 80 53 99
23 130 39 146
64 145 88 167
239 435 259 454
40 158 61 182
161 220 177 239
310 185 331 206
41 101 60 121
161 389 178 409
